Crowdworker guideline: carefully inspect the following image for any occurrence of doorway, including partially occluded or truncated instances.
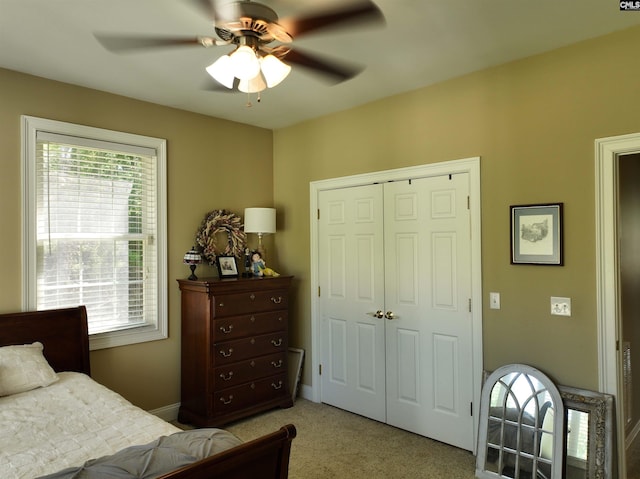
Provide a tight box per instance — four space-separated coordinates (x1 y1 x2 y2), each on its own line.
309 158 483 453
618 153 640 478
595 133 640 479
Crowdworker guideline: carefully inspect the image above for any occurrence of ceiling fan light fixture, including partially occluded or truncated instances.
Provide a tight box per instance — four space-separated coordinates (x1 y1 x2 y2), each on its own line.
260 54 291 88
206 55 235 89
230 45 261 80
238 73 267 93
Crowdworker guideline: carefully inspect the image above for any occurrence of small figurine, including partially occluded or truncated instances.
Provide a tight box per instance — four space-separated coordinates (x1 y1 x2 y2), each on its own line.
251 251 279 277
243 248 252 277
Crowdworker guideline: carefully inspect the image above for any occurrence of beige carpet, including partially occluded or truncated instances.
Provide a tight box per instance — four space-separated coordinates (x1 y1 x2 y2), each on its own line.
212 399 476 479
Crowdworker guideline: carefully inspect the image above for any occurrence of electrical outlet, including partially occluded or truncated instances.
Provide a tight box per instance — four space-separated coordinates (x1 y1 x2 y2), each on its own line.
550 297 571 316
489 292 500 310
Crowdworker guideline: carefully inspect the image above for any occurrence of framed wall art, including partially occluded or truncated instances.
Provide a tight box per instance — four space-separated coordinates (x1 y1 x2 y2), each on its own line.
216 255 239 278
510 203 563 265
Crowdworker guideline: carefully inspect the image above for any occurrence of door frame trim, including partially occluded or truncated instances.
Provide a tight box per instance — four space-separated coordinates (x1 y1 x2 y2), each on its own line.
309 157 483 452
595 132 640 478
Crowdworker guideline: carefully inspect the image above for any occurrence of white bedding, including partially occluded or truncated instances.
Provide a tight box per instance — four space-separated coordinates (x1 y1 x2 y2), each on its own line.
0 372 181 479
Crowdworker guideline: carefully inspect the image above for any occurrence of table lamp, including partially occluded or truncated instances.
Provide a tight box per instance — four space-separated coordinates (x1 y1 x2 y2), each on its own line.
244 207 276 258
183 247 202 280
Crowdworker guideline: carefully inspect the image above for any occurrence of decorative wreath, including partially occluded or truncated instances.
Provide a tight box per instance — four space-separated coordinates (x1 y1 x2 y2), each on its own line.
195 209 246 264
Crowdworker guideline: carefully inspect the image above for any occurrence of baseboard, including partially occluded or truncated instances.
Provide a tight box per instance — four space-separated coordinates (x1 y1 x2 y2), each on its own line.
299 384 315 401
150 388 317 422
149 402 180 422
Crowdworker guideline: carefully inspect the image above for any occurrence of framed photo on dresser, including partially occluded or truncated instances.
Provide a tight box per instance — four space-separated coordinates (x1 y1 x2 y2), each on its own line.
216 256 239 278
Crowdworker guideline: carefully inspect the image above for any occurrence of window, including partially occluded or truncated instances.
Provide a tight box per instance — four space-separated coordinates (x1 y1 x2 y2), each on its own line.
22 116 167 350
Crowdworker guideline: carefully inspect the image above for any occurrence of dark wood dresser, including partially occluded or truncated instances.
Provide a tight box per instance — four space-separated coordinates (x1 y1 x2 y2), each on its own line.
177 276 293 427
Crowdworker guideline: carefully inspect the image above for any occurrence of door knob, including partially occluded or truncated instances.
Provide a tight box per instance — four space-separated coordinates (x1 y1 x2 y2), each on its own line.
367 310 384 318
385 311 397 320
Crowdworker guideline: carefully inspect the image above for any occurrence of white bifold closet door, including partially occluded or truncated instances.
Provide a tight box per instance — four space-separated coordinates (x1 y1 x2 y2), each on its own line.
318 173 474 451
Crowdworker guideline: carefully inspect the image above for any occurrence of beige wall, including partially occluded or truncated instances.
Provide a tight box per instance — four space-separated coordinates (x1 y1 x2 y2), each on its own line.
0 68 273 410
274 25 640 391
3 24 640 409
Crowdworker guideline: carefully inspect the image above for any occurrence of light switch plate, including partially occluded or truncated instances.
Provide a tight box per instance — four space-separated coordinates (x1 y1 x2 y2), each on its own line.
551 296 571 316
489 292 500 310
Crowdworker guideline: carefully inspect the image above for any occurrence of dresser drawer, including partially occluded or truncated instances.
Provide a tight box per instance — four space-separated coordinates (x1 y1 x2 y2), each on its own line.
212 311 287 341
214 331 287 365
212 373 288 417
213 352 287 389
213 289 289 317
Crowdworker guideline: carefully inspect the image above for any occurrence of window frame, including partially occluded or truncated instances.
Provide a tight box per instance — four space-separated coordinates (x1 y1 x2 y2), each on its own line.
21 115 168 351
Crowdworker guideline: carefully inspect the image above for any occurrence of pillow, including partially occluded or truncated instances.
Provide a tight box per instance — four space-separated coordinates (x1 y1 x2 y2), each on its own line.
0 342 59 396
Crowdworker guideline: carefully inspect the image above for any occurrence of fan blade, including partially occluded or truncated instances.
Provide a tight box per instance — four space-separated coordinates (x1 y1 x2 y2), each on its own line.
283 48 364 84
278 0 384 39
188 0 218 21
94 33 212 53
186 0 243 23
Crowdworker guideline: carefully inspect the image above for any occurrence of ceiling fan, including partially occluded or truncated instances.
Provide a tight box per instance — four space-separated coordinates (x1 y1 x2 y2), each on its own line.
95 0 385 95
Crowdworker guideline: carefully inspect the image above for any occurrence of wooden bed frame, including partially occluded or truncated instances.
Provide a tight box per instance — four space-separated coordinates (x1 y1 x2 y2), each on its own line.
0 306 296 479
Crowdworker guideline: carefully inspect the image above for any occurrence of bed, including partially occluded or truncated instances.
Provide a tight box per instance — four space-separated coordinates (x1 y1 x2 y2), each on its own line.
0 306 296 479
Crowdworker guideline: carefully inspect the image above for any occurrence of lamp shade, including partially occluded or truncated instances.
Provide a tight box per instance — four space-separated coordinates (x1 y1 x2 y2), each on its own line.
230 45 261 81
206 55 235 89
183 247 202 265
244 208 276 234
260 54 291 88
239 74 267 94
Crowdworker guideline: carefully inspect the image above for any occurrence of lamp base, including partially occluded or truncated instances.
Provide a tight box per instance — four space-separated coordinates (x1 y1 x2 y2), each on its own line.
256 234 266 260
188 264 198 281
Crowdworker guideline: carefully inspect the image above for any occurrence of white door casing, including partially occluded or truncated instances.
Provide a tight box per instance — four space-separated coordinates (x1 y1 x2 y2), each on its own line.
595 132 640 479
310 158 482 453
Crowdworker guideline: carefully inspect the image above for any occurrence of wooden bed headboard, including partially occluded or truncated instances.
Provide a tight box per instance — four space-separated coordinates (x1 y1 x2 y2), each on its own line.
0 306 91 375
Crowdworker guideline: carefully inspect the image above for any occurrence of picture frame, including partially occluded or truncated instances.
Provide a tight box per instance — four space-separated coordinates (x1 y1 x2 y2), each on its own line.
287 347 305 402
216 255 239 278
510 203 563 265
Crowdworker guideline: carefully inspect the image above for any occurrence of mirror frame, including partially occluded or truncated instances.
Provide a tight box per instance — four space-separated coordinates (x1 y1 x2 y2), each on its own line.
482 369 615 479
558 385 614 479
477 364 565 479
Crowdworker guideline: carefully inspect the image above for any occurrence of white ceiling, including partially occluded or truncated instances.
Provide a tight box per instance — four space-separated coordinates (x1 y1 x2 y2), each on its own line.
1 0 639 130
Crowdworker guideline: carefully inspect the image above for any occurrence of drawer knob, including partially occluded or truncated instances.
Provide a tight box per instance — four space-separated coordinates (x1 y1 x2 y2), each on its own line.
271 360 283 368
220 371 234 381
250 316 256 322
271 381 283 390
271 296 283 304
219 325 234 334
250 293 256 300
219 348 234 358
218 302 224 307
220 395 234 405
271 338 283 347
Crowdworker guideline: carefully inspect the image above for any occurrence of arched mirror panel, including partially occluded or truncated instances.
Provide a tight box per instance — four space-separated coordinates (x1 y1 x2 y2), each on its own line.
476 364 565 479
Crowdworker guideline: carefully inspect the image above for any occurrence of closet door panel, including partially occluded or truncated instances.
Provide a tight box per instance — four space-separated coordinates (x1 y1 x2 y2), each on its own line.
319 185 386 422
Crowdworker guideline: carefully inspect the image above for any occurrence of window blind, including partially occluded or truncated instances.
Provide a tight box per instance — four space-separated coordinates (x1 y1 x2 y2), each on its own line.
35 131 158 335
